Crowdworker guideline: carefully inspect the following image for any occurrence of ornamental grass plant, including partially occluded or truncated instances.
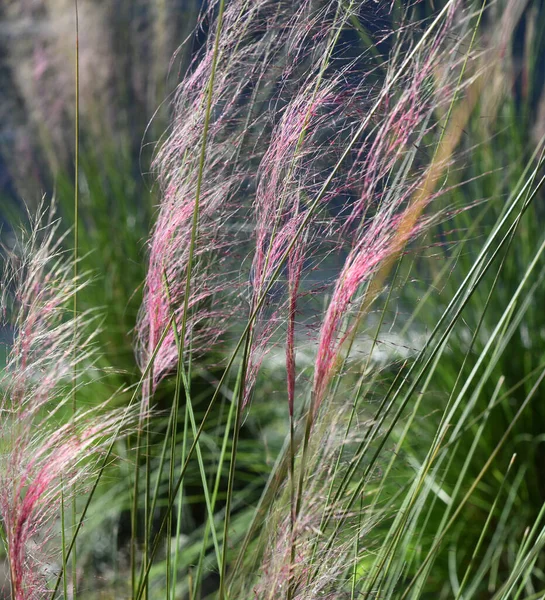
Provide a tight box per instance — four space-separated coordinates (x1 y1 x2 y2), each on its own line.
1 1 545 599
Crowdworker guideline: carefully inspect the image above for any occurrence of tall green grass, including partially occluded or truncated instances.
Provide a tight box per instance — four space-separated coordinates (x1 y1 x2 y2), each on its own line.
1 1 545 599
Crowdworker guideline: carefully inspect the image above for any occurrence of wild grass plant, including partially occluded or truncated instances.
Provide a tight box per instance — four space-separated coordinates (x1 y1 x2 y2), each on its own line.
1 0 545 599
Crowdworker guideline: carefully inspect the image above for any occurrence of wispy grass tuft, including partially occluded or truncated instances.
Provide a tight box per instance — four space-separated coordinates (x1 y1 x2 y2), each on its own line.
3 1 545 599
0 206 135 598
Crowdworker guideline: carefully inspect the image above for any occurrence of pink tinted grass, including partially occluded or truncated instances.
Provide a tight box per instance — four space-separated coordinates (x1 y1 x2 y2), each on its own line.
134 0 481 596
137 0 318 399
143 0 466 422
249 405 375 600
0 209 130 598
148 0 464 416
313 213 423 411
245 80 355 408
135 167 240 398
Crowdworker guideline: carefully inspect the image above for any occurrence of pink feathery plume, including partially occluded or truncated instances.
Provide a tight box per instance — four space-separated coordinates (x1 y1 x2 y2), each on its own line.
313 212 420 410
286 241 305 417
245 78 349 408
311 4 465 414
136 0 329 403
0 207 133 598
136 0 299 397
141 0 466 419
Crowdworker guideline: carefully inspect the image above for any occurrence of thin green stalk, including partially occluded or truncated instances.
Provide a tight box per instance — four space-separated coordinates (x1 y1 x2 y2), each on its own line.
131 399 150 600
129 432 138 597
513 540 544 600
342 0 383 67
143 380 151 600
61 487 69 600
288 412 296 585
218 329 252 600
71 2 79 597
360 345 450 598
288 397 314 600
178 354 222 566
50 314 175 600
455 454 516 600
192 378 237 599
384 368 506 597
135 348 249 598
162 272 222 572
493 501 545 599
401 369 545 600
165 379 180 600
131 428 141 597
312 354 412 550
171 398 190 598
350 491 364 599
135 337 250 599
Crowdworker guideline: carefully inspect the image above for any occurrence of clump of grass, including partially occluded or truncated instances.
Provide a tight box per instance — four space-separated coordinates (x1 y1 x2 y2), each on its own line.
0 206 135 598
133 0 484 597
3 1 545 599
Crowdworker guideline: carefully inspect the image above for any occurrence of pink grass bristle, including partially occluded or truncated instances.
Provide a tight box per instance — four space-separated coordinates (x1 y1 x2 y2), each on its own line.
139 0 466 424
0 208 132 598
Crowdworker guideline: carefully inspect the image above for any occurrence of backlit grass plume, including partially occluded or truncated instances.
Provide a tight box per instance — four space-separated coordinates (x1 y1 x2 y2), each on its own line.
140 0 469 406
133 0 481 596
0 207 130 599
2 0 545 599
